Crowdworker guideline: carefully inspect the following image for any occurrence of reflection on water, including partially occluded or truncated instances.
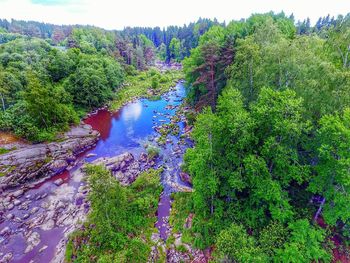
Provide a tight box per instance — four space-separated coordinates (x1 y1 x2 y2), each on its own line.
122 101 142 121
84 84 186 160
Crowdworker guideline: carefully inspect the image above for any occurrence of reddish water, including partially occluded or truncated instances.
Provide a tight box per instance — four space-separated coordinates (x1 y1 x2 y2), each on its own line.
0 83 190 261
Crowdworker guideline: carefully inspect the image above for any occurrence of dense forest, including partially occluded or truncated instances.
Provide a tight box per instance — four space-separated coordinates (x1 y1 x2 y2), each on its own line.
0 17 218 142
181 12 350 262
1 10 350 263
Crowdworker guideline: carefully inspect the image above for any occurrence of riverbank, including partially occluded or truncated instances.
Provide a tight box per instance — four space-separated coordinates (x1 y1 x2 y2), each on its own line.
110 69 184 111
0 125 99 191
0 76 189 262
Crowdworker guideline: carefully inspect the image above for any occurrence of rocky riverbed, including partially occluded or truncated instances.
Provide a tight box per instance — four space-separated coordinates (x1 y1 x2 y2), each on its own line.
0 82 199 262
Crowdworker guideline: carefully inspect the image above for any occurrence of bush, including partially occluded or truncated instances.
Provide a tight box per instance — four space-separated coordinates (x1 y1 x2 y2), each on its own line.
147 145 160 159
151 76 159 89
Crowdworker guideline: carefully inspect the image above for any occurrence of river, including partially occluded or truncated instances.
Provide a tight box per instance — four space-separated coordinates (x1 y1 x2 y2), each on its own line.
0 82 192 262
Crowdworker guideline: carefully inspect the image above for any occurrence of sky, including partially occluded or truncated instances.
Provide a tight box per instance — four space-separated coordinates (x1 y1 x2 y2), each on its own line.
0 0 349 30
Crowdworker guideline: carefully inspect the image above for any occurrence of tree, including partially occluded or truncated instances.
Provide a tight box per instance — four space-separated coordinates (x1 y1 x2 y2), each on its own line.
275 219 330 262
169 37 182 61
24 72 77 129
309 108 350 226
86 165 129 251
228 36 261 102
216 223 268 262
326 14 350 68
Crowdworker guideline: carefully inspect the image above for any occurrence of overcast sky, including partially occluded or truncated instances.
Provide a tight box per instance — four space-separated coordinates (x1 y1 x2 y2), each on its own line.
0 0 349 30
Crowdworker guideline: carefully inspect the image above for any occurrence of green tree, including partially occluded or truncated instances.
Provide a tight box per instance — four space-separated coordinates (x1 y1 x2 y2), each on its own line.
216 223 268 262
274 219 330 263
24 72 77 130
309 108 350 226
169 37 182 61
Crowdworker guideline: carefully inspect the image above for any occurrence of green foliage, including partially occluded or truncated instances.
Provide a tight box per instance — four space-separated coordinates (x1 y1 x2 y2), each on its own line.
151 76 159 89
215 223 268 262
185 87 309 240
182 10 350 262
146 145 160 159
0 148 10 155
0 35 124 141
309 108 350 226
66 166 163 262
169 38 182 62
110 69 183 111
274 219 331 262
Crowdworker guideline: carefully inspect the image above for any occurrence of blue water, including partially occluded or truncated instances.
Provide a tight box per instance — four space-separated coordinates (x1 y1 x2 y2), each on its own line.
85 83 186 160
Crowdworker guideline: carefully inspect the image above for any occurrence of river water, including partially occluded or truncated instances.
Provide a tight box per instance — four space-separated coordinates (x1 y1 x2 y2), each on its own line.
0 82 191 262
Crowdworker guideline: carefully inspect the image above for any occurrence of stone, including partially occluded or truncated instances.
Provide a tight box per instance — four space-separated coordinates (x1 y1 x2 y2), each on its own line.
13 217 22 223
179 172 192 185
0 226 10 236
13 199 22 206
23 214 30 220
92 152 140 186
0 252 13 263
54 178 64 186
49 159 68 174
7 204 14 211
6 213 14 220
18 201 31 210
11 189 24 198
30 207 39 215
25 232 41 253
39 245 48 253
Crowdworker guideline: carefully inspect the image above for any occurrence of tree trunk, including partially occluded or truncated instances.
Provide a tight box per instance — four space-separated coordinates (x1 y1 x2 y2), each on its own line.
211 64 215 110
249 58 253 100
0 92 5 111
314 197 326 222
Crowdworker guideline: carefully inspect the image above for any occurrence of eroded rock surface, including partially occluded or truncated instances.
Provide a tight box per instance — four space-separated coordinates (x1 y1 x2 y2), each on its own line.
0 124 99 191
92 152 141 186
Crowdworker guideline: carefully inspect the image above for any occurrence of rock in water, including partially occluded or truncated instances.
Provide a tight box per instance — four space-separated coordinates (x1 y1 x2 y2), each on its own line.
25 231 41 253
92 152 140 186
54 178 64 186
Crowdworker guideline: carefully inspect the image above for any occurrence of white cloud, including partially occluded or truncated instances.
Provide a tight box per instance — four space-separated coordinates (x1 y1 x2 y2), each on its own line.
0 0 349 29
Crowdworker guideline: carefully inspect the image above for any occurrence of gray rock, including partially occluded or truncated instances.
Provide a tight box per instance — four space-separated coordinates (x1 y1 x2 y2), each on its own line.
54 178 64 186
92 152 140 186
13 199 21 206
25 231 41 253
0 252 13 263
6 213 14 220
30 207 39 215
11 189 24 198
0 226 10 236
39 245 48 253
0 124 99 191
23 214 30 220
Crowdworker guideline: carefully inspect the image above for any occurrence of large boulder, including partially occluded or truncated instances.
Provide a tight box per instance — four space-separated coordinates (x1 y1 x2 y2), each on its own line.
92 152 140 186
0 124 99 191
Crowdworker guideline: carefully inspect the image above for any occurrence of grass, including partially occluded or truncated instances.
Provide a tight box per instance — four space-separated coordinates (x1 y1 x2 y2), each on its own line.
0 148 11 155
110 68 184 111
147 145 160 160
